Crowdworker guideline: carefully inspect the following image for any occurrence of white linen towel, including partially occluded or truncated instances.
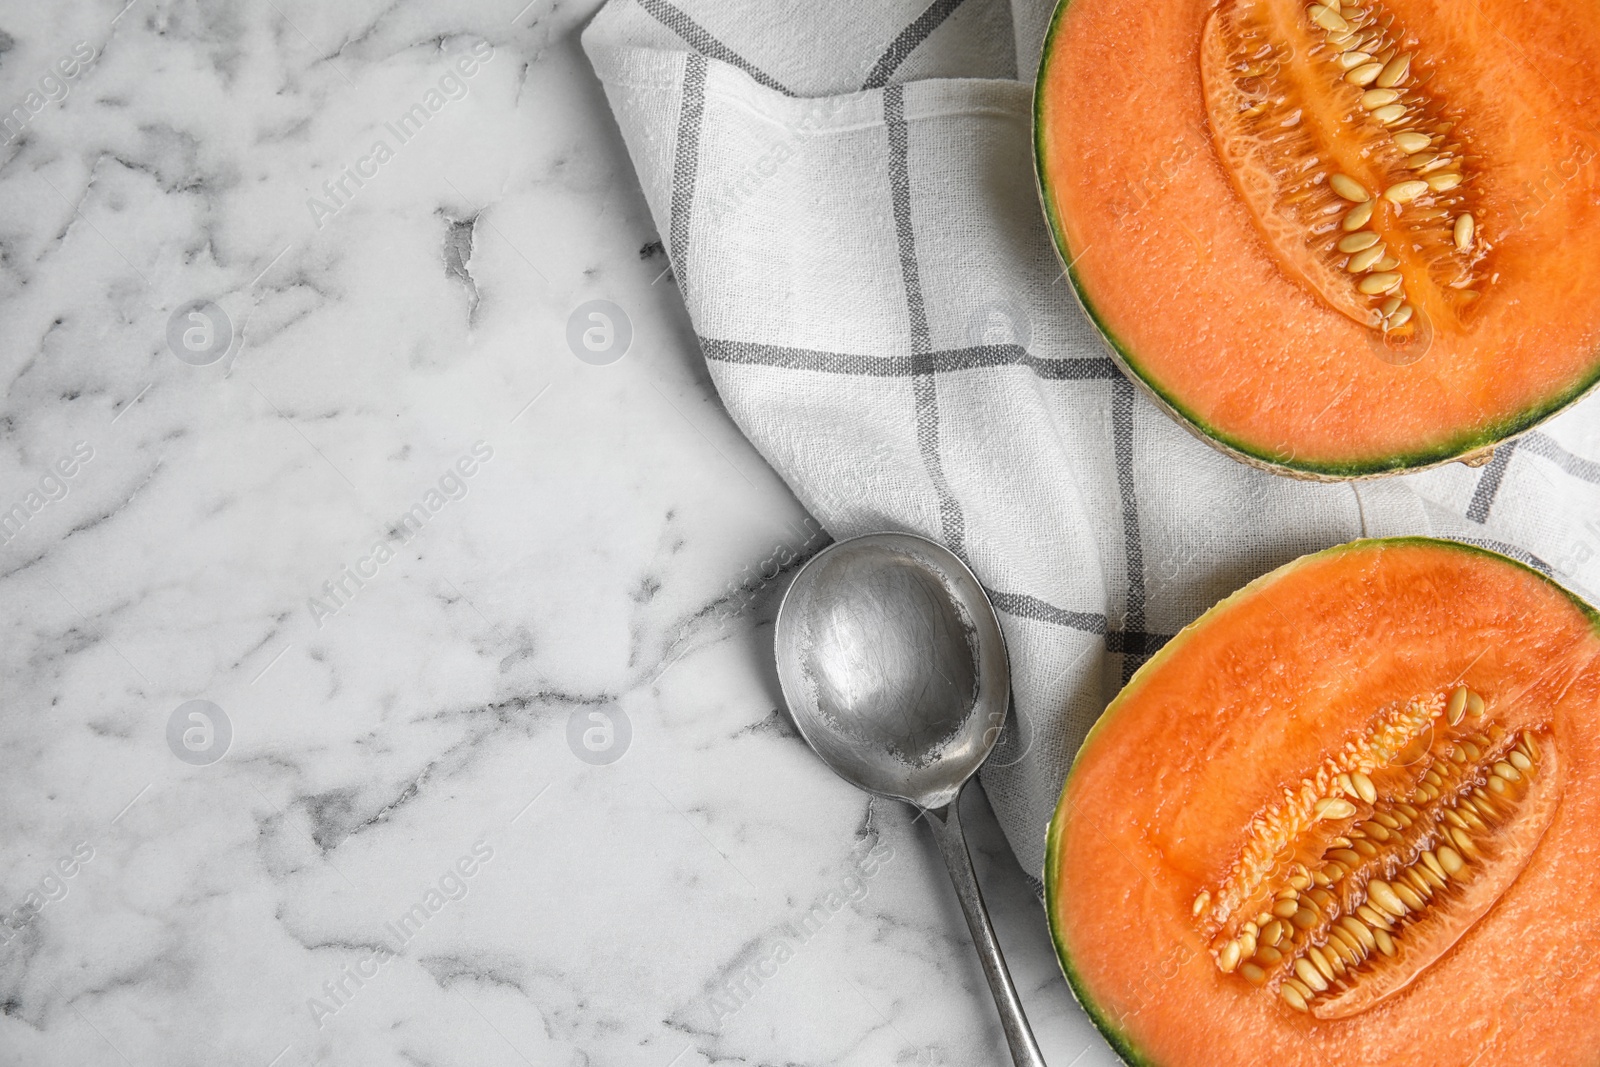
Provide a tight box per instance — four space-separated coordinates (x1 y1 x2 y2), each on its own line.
582 0 1600 883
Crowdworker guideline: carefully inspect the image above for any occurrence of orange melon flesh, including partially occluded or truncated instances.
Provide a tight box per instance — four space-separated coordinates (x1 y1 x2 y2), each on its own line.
1046 538 1600 1066
1035 0 1600 477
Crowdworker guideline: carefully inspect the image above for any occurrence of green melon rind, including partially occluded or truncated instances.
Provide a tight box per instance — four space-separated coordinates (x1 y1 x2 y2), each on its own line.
1041 536 1600 1067
1030 0 1600 481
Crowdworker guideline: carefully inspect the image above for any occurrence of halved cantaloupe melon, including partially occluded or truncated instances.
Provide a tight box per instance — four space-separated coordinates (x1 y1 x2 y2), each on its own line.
1046 538 1600 1065
1035 0 1600 477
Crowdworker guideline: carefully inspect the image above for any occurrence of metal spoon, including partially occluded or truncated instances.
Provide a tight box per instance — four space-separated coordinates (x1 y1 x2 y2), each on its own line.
774 532 1045 1067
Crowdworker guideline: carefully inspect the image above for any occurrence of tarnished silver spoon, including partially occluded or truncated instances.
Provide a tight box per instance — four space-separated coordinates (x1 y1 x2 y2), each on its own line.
775 532 1044 1067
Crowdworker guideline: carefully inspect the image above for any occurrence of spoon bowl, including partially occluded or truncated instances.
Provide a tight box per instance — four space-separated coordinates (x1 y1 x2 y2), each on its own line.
775 532 1010 809
774 531 1043 1067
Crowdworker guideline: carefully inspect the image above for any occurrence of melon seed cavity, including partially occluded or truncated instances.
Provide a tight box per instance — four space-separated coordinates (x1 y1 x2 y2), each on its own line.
1191 686 1560 1019
1201 0 1491 343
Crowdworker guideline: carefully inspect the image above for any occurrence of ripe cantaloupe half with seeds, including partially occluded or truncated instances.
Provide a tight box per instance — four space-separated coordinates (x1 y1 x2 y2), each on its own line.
1034 0 1600 478
1045 538 1600 1066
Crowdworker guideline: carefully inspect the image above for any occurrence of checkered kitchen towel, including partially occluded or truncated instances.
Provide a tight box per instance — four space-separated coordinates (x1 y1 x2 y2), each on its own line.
581 0 1600 883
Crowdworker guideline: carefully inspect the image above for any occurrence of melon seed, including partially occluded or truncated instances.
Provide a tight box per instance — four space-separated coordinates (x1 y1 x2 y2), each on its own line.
1293 906 1321 929
1350 771 1377 804
1388 304 1414 328
1295 957 1330 992
1415 862 1448 891
1373 103 1407 124
1337 51 1374 70
1373 928 1397 956
1357 903 1393 930
1421 850 1448 880
1368 879 1407 917
1242 962 1269 986
1316 797 1358 819
1309 4 1351 32
1448 826 1479 855
1509 750 1533 772
1325 934 1357 967
1494 760 1521 783
1375 53 1412 87
1362 88 1401 109
1393 881 1427 911
1256 945 1285 965
1359 272 1403 294
1429 172 1464 192
1466 690 1486 718
1339 231 1381 253
1220 939 1243 972
1280 982 1310 1012
1347 62 1384 86
1274 899 1302 919
1384 180 1429 203
1522 732 1540 760
1340 915 1377 950
1392 131 1431 154
1348 244 1388 272
1331 173 1371 201
1309 945 1338 981
1446 686 1469 724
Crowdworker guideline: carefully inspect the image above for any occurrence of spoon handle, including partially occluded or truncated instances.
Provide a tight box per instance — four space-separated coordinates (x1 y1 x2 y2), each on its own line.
927 792 1047 1067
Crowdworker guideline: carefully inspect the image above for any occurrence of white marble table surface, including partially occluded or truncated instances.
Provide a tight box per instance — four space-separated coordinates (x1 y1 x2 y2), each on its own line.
0 2 1121 1064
